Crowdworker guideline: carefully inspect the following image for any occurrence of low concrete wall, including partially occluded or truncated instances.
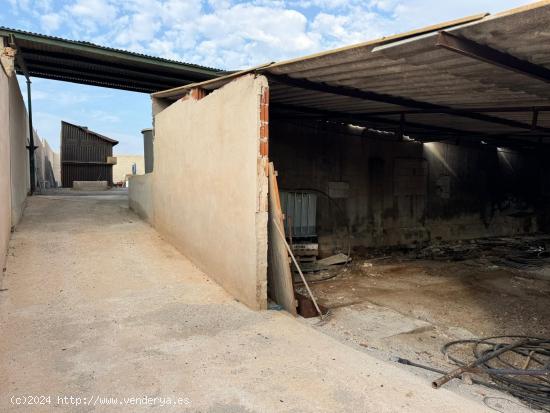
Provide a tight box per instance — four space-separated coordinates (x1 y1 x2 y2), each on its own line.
150 74 269 310
73 181 108 191
128 174 154 222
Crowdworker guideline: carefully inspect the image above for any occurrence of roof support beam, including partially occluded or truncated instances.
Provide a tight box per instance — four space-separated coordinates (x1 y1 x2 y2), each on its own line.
22 71 156 93
531 109 539 130
436 31 550 84
22 65 172 91
353 106 550 116
266 73 549 132
271 103 546 149
20 49 199 84
271 102 475 138
272 102 549 145
23 59 187 88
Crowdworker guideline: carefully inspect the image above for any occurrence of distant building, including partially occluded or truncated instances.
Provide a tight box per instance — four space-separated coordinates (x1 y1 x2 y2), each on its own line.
60 121 118 187
112 155 145 186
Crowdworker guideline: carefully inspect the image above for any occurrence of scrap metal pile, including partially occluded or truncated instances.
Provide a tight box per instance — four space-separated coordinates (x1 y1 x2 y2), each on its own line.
400 336 550 411
415 235 550 272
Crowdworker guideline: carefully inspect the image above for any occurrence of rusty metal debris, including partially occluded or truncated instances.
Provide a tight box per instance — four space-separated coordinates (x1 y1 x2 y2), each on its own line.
415 235 550 272
432 338 529 389
438 336 550 411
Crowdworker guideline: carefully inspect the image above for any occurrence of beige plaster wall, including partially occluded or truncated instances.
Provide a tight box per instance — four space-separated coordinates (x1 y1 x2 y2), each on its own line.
35 135 44 186
0 61 11 269
41 139 59 188
1 51 56 268
9 73 30 226
112 155 145 184
150 74 268 310
0 51 55 268
53 151 61 186
128 174 154 222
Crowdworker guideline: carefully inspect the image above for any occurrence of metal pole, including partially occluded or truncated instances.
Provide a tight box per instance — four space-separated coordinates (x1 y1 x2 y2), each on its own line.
26 77 36 194
272 218 324 319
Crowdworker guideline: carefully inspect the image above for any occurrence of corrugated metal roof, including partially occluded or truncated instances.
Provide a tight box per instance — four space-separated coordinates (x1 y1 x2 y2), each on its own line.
61 121 118 145
0 27 225 93
265 0 550 146
154 0 550 147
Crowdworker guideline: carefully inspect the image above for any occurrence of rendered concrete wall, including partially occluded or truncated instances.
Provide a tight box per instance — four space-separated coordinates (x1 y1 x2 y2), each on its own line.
1 49 56 268
35 135 45 187
151 75 269 310
8 73 30 227
72 181 108 191
41 139 58 188
128 174 154 222
52 152 61 185
0 60 11 269
112 155 145 184
270 120 543 252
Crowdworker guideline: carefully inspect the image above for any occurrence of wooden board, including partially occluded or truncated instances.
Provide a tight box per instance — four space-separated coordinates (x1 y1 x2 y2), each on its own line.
267 162 297 315
317 253 350 266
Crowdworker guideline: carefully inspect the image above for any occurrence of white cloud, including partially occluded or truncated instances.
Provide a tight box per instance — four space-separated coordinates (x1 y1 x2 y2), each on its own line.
40 13 62 32
66 0 118 31
379 0 534 32
310 9 385 47
18 0 533 70
88 110 120 123
192 4 316 66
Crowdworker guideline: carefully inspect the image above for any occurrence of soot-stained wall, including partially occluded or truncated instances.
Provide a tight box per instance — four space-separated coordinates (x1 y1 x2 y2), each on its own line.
270 119 546 253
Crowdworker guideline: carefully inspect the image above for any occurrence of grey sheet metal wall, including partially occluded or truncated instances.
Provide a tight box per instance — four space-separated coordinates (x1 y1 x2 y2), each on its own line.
60 121 117 187
142 128 154 173
280 191 317 238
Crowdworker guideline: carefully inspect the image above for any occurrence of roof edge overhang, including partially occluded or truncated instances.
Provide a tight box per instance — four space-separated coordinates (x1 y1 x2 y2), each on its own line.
151 12 491 100
62 120 119 145
0 27 222 77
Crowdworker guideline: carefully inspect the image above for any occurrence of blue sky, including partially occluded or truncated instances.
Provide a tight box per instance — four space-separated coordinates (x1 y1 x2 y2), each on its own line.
1 0 532 154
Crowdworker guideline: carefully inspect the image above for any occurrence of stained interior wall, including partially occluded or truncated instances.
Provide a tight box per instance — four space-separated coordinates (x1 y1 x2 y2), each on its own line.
148 74 269 310
270 119 547 253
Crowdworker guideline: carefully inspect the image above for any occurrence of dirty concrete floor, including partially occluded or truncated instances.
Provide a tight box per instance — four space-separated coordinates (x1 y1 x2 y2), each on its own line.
0 193 492 412
297 255 550 410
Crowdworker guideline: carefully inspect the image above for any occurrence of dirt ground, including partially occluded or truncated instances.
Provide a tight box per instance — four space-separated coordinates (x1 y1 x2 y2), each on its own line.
0 193 494 413
296 245 550 410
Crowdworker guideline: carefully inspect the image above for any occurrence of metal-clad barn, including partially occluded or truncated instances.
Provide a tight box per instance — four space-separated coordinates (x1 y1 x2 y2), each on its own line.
60 121 118 187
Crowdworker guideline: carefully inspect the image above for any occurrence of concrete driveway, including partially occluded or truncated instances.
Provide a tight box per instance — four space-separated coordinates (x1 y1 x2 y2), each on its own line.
0 193 490 412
